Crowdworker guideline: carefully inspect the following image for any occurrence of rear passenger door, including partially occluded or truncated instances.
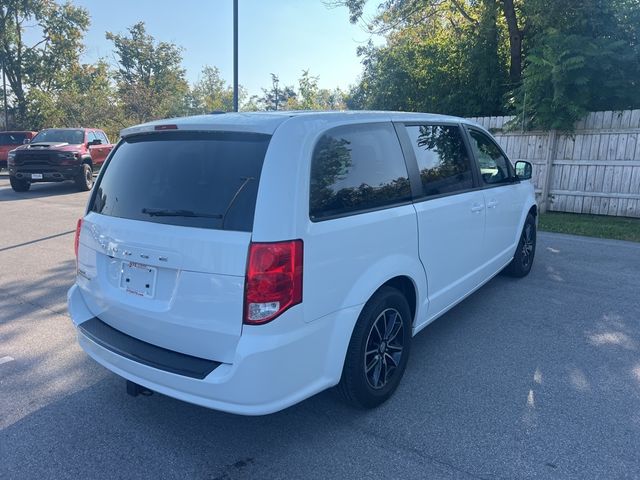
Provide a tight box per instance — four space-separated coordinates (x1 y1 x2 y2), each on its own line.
465 128 526 270
396 123 486 320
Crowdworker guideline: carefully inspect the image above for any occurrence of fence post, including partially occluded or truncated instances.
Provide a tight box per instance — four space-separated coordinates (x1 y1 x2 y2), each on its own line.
540 130 557 213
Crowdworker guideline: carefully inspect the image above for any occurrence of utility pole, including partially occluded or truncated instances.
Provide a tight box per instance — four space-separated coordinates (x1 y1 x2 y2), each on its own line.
232 0 239 112
2 58 8 130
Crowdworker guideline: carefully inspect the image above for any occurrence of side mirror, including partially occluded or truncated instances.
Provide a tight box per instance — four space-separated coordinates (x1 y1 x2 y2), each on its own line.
515 160 532 180
23 138 30 144
88 138 102 146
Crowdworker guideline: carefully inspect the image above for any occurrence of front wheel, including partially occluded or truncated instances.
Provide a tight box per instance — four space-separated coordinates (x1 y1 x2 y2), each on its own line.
505 213 536 277
10 176 31 192
75 163 93 191
338 286 412 409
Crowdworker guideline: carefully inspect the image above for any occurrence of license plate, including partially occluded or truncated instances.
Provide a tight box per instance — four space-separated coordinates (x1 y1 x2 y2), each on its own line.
31 173 43 180
120 262 157 298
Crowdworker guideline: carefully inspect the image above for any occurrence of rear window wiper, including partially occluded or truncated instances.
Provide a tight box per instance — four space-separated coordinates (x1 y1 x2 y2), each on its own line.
221 176 255 228
141 208 223 219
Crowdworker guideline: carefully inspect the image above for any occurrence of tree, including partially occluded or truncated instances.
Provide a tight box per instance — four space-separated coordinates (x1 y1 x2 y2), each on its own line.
0 0 90 127
189 66 246 114
332 0 640 127
297 69 320 109
514 0 640 129
241 94 262 112
259 74 296 111
31 60 122 139
346 1 508 116
106 22 189 123
328 0 524 85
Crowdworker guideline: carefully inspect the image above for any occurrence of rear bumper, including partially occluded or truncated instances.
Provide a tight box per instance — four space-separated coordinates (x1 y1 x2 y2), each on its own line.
68 284 360 415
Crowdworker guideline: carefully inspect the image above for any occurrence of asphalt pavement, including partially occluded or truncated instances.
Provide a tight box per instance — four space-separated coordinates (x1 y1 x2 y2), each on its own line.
1 175 639 479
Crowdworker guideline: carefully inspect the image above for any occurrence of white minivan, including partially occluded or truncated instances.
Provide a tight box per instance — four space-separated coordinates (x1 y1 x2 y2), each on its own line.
68 111 536 415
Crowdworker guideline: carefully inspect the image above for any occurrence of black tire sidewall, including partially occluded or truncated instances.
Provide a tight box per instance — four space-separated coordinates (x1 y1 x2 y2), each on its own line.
10 176 30 192
509 213 536 277
340 286 412 408
76 163 93 191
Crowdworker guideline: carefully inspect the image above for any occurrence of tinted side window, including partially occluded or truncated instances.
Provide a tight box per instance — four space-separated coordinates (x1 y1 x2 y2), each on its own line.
468 129 513 185
309 123 411 220
97 131 110 144
0 132 27 144
405 125 474 197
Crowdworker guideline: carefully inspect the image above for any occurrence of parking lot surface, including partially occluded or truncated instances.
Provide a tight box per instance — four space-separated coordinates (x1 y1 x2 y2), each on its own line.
1 176 640 480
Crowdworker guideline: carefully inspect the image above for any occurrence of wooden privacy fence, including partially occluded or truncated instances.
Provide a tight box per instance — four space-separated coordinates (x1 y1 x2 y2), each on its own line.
467 110 640 218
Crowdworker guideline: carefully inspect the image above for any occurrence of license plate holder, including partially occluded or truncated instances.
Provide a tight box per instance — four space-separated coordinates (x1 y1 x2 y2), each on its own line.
120 261 157 298
31 173 43 180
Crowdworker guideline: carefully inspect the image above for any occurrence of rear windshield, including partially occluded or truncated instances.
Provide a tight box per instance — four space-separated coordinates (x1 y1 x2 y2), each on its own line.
89 131 270 231
32 129 84 144
0 132 29 144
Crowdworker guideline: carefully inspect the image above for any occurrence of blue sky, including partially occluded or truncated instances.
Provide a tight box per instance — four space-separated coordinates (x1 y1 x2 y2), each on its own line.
71 0 382 97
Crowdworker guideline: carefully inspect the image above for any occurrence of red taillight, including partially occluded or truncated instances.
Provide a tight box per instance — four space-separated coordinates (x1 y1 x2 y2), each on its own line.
74 218 83 258
154 124 178 130
244 240 303 325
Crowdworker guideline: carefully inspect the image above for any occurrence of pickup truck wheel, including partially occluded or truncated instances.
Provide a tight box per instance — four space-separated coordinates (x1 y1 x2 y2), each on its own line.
338 286 412 409
505 213 536 278
75 163 93 191
10 176 31 192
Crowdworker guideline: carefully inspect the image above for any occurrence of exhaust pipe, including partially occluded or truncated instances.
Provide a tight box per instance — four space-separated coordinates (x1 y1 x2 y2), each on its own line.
126 380 153 397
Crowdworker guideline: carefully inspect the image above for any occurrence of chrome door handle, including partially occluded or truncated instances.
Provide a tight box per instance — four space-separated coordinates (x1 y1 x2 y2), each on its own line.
471 203 484 213
487 200 498 209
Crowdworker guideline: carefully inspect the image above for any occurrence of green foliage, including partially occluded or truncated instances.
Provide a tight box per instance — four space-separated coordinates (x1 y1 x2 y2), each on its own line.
0 0 90 127
1 8 350 133
339 0 640 130
347 0 509 116
189 66 246 114
539 212 640 242
28 61 122 139
259 74 297 111
284 70 347 110
514 0 640 130
106 22 189 123
3 0 636 135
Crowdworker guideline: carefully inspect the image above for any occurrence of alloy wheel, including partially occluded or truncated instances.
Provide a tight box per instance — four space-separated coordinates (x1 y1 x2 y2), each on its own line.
364 308 404 390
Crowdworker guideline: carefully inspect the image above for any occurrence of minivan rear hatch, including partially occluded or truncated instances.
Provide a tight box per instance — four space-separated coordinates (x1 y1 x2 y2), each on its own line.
76 131 270 363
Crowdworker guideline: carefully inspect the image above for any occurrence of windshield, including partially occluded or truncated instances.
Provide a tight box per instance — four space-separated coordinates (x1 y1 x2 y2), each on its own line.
0 132 29 145
89 131 271 231
32 129 84 145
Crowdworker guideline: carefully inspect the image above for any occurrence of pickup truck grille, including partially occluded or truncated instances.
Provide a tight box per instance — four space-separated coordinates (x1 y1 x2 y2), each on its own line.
15 152 54 166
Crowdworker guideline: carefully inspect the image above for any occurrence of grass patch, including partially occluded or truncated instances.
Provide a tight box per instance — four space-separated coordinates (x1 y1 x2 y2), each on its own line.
538 212 640 242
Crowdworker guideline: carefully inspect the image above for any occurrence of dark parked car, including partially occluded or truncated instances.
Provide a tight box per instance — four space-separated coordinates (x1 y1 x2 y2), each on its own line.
8 128 113 192
0 131 37 170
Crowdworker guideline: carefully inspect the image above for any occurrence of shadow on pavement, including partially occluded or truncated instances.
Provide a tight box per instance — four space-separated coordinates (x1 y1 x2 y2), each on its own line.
0 177 88 201
1 236 640 479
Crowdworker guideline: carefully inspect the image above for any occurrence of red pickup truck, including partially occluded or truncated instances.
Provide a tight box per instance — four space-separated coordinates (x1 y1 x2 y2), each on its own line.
7 128 114 192
0 131 37 170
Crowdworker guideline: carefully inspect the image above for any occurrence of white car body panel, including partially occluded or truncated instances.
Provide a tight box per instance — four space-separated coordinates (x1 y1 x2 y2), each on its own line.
76 213 249 362
68 111 536 415
412 190 487 322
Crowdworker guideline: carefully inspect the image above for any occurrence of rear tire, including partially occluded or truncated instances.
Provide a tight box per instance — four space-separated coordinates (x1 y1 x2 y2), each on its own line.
75 163 93 191
10 176 31 192
338 286 412 409
505 213 536 277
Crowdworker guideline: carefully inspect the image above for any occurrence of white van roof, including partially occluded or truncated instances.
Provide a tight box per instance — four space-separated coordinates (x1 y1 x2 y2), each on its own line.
120 111 476 138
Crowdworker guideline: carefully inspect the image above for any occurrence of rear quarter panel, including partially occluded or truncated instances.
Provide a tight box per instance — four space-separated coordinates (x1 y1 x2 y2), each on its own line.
252 115 428 328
